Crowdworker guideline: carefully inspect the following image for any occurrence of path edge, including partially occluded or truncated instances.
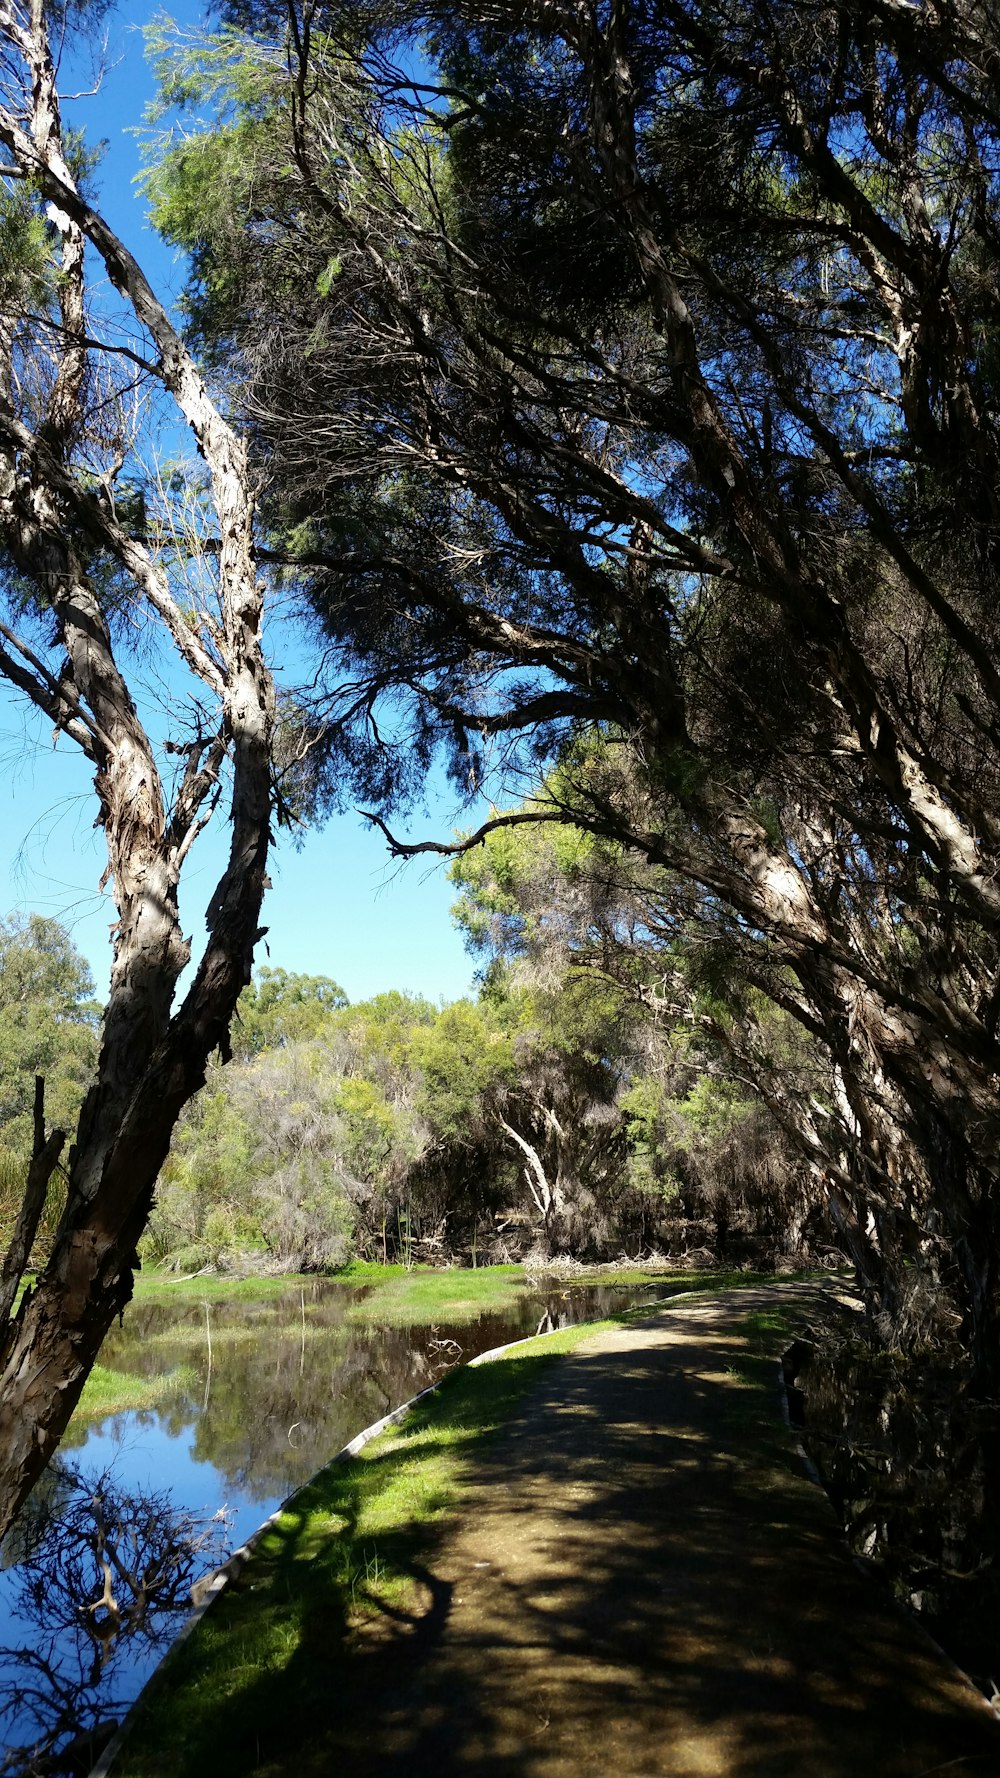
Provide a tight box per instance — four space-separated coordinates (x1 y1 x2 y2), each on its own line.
87 1323 569 1778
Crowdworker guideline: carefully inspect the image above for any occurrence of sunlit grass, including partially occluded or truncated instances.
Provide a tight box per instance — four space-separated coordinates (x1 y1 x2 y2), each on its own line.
132 1271 317 1302
73 1361 198 1424
343 1263 541 1325
717 1302 802 1444
334 1259 527 1282
115 1317 618 1778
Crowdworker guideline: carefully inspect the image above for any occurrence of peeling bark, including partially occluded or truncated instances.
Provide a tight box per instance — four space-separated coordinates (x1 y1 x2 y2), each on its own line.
0 0 277 1536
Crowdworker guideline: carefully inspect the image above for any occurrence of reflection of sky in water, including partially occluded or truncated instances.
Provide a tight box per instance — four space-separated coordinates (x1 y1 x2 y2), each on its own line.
0 1416 280 1765
71 1416 285 1544
0 1416 287 1756
0 1279 670 1769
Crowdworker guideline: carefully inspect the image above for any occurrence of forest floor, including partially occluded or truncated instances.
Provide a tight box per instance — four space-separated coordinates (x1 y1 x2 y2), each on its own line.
114 1285 1000 1778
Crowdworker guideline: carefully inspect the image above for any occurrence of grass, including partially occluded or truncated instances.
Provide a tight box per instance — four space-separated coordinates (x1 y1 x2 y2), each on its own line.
113 1278 815 1778
131 1271 317 1302
71 1361 198 1425
114 1315 622 1778
342 1262 542 1325
130 1261 537 1318
743 1305 797 1348
719 1301 801 1443
333 1259 516 1282
125 1261 541 1326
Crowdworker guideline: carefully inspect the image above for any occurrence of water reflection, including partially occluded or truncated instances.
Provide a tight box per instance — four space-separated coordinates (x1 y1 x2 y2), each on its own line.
0 1465 230 1776
0 1275 671 1766
60 1280 662 1504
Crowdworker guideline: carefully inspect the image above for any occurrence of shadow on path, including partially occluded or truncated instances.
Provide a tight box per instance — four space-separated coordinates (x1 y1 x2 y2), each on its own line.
156 1287 1000 1778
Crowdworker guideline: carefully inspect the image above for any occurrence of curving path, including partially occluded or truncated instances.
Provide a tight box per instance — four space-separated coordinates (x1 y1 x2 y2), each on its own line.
122 1285 1000 1778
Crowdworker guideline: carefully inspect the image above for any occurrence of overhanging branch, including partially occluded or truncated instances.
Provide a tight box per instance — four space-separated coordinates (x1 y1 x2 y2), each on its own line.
359 804 577 858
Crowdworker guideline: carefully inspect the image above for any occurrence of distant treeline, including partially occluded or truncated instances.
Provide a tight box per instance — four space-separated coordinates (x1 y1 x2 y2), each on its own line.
0 818 834 1273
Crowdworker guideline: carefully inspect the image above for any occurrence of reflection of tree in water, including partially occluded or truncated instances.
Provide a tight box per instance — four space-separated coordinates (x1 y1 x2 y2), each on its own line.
0 1464 230 1777
78 1281 661 1505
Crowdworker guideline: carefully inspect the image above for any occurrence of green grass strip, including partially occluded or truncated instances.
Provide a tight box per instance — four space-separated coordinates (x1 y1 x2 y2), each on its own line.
73 1362 198 1425
114 1317 618 1778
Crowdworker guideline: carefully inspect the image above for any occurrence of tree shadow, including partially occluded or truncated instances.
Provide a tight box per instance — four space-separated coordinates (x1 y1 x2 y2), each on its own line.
123 1294 1000 1778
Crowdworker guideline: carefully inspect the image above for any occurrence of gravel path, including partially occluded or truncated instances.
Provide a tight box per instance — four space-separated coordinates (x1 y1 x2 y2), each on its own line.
293 1287 1000 1778
216 1287 1000 1778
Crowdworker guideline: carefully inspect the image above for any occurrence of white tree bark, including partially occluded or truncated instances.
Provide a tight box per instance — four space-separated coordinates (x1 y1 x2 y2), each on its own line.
499 1116 559 1228
0 0 278 1536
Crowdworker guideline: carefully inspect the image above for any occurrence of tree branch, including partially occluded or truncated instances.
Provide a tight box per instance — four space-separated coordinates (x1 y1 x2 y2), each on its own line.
0 1078 65 1325
359 804 577 858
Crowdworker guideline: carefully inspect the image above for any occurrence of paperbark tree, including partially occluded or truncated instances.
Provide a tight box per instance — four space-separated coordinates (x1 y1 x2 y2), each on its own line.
0 0 277 1537
145 0 1000 1384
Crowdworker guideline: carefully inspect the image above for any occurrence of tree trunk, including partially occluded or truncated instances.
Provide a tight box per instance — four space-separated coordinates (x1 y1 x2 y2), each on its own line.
0 744 272 1536
0 0 277 1538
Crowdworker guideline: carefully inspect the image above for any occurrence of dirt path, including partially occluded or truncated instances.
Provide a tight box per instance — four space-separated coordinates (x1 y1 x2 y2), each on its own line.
263 1287 1000 1777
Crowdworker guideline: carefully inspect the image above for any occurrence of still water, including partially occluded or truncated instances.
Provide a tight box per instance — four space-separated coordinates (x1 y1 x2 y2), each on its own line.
0 1274 672 1773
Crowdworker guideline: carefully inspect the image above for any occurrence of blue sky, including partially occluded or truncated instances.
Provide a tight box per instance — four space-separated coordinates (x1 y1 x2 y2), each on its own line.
0 1 480 1007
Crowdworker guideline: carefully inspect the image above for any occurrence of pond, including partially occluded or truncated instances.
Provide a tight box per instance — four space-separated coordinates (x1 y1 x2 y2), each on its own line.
0 1272 676 1775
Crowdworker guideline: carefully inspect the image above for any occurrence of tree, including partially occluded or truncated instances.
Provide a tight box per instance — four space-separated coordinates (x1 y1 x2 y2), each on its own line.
0 915 100 1266
0 915 99 1164
149 988 438 1271
452 803 817 1260
230 968 348 1060
0 0 281 1539
147 0 1000 1384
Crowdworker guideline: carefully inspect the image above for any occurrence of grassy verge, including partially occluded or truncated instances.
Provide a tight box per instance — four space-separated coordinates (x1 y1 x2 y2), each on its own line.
115 1316 619 1778
72 1361 198 1425
131 1271 316 1303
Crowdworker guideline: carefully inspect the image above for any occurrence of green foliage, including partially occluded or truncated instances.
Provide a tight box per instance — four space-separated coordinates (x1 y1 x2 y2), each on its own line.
140 25 285 348
125 0 1000 1374
450 801 599 961
231 967 348 1060
408 999 514 1143
446 768 818 1259
150 1041 357 1272
316 254 343 296
0 917 100 1233
0 187 53 311
620 1078 681 1202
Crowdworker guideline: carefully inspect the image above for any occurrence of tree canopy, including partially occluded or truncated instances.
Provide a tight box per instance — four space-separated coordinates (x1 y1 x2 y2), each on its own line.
3 0 1000 1540
145 0 1000 1384
0 914 98 1153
